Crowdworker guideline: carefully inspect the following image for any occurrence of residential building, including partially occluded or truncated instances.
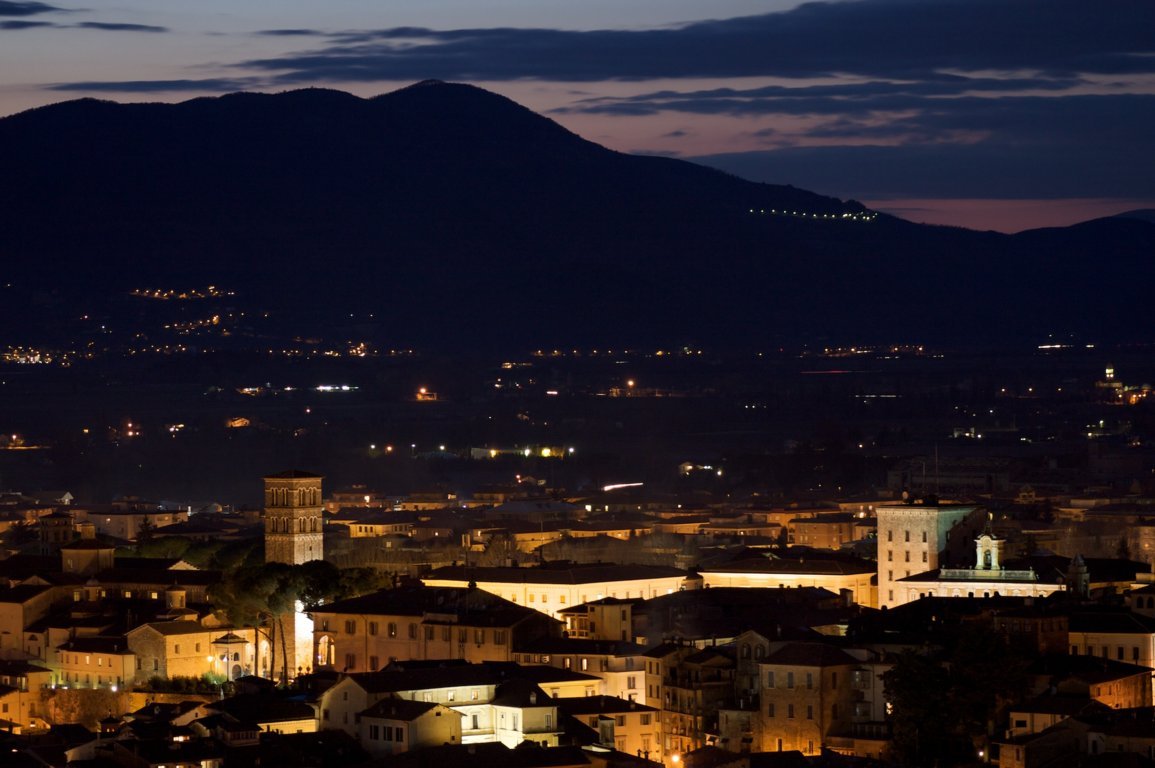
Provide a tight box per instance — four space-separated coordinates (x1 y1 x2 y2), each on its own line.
359 698 461 757
557 695 660 758
311 585 560 672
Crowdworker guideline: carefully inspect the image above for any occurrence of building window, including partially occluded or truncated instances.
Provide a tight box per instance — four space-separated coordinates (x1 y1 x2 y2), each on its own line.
344 653 355 670
767 703 775 718
425 625 435 640
806 672 813 689
368 621 378 636
904 530 910 542
807 705 814 719
922 552 928 563
787 672 795 689
641 713 651 725
345 620 356 634
388 623 398 638
787 704 794 718
494 630 507 644
921 531 927 543
409 623 418 640
369 656 379 670
448 690 456 701
369 725 379 740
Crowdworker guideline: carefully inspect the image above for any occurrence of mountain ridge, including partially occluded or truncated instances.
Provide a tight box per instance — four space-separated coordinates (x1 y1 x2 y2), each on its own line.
0 81 1151 352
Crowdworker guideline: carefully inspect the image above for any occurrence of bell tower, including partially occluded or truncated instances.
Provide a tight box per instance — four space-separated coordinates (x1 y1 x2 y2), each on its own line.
263 470 324 565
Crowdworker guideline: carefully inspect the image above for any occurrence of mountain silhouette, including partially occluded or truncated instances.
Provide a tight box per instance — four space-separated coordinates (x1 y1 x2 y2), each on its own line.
0 81 1151 352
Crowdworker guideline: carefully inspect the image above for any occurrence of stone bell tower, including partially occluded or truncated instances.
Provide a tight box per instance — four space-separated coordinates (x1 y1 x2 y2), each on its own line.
262 471 324 682
263 470 324 565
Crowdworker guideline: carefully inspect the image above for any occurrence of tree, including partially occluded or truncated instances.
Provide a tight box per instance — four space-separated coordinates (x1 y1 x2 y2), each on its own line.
884 625 1031 768
948 624 1030 748
208 561 389 683
883 649 964 766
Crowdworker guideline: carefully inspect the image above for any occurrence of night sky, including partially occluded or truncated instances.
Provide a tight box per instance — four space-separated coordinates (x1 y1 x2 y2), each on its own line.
2 0 1153 232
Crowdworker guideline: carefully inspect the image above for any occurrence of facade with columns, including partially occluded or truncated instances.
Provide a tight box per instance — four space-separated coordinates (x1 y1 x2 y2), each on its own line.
894 532 1067 605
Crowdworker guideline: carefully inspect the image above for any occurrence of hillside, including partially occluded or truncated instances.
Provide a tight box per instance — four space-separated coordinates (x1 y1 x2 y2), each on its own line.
0 81 1151 352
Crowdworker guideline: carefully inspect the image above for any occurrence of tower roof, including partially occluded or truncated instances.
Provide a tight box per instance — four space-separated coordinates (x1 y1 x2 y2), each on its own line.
265 470 322 479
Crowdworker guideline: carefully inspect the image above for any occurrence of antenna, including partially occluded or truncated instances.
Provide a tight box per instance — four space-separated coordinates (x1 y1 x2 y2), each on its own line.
934 443 940 495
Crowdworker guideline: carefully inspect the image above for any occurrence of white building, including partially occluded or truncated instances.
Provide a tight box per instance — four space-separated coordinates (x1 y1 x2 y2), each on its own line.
895 532 1068 605
875 501 985 607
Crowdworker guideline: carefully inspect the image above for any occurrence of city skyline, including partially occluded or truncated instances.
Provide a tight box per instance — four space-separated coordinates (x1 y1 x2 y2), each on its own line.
2 0 1153 232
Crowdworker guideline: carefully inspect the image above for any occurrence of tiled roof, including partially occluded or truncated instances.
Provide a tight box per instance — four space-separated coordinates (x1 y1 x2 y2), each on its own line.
491 679 553 708
207 693 315 723
95 567 221 586
700 557 874 575
762 642 861 667
425 563 689 585
312 585 549 628
56 636 132 655
515 638 645 656
557 695 657 716
347 661 598 695
131 620 209 636
1068 611 1155 634
361 697 441 721
0 584 54 604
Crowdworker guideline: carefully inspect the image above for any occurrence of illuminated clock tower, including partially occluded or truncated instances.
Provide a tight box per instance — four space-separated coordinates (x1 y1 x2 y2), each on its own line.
263 470 324 565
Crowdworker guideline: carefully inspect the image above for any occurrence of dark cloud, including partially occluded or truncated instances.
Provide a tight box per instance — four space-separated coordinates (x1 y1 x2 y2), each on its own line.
257 29 326 37
1 18 51 28
48 78 259 93
75 21 167 33
0 1 57 16
556 77 1086 117
236 0 1155 83
693 132 1155 201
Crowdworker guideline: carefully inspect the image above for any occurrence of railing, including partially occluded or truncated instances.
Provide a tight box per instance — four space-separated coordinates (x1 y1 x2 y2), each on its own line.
938 567 1037 580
